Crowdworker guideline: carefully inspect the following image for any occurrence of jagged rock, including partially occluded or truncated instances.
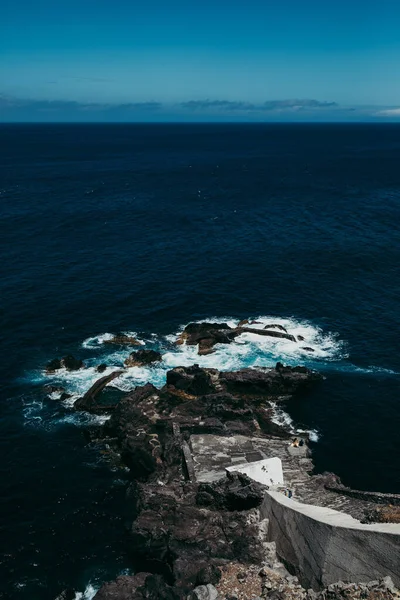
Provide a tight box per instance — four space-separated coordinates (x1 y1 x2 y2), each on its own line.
104 383 159 439
297 336 305 341
167 365 219 396
125 349 162 367
94 576 139 600
263 324 288 333
74 370 124 412
238 328 296 342
60 355 85 370
187 584 219 600
220 364 322 397
196 565 222 586
302 347 314 352
96 363 107 373
130 491 264 592
45 355 84 372
94 573 178 600
104 334 141 346
196 472 266 511
45 358 62 373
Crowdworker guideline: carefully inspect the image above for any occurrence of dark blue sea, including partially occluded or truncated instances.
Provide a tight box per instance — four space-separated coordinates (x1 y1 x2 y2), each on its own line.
1 123 400 599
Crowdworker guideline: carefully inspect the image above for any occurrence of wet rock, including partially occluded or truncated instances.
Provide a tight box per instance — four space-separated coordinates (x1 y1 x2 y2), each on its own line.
239 327 296 342
196 472 265 511
263 324 288 333
96 363 107 373
60 355 85 370
104 334 141 346
45 355 84 373
297 335 305 341
74 370 124 413
45 358 62 373
302 347 315 352
125 349 162 367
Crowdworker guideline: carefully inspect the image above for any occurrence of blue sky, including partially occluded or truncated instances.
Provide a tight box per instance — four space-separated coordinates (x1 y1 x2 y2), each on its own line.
1 0 400 121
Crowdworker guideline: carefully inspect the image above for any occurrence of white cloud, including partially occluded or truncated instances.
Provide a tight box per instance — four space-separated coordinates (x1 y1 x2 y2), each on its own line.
376 107 400 117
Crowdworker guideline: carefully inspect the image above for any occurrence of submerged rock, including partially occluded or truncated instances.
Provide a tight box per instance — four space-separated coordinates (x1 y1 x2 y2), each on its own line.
125 349 162 367
103 334 141 346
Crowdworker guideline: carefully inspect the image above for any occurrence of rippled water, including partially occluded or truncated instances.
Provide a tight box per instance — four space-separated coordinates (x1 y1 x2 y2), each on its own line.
1 123 399 599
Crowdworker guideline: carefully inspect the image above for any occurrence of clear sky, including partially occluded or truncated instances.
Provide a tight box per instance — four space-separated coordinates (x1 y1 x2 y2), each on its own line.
1 0 400 121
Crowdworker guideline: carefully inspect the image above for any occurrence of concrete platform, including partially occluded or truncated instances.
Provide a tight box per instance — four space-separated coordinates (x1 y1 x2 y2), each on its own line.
226 457 284 487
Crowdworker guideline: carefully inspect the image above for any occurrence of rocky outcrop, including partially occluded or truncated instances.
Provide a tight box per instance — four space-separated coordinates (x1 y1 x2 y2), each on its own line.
196 471 266 511
104 334 141 346
176 322 297 355
74 370 124 413
220 363 322 397
45 355 84 373
94 574 179 600
125 349 162 367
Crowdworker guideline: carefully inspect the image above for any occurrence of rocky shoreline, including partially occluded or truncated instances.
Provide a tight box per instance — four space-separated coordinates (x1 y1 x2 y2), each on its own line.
49 322 400 600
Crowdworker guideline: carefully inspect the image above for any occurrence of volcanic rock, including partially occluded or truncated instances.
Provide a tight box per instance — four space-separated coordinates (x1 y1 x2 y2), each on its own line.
96 363 107 373
45 355 84 373
166 365 219 396
104 334 141 346
74 370 124 412
220 364 322 397
125 349 162 367
263 324 288 333
196 472 266 511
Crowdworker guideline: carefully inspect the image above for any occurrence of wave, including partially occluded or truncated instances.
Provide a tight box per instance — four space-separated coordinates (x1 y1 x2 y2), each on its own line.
22 315 397 437
74 583 98 600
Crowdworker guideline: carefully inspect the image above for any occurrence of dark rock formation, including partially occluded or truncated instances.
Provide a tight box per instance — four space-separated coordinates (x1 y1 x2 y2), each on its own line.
302 347 315 352
74 370 124 412
263 324 288 333
176 322 297 355
239 327 296 342
196 472 266 511
46 355 84 373
94 573 179 600
220 364 322 397
125 349 162 367
104 334 141 346
166 365 218 396
96 363 107 373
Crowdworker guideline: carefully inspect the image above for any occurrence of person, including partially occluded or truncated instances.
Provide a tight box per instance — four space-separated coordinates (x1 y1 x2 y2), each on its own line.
291 438 299 448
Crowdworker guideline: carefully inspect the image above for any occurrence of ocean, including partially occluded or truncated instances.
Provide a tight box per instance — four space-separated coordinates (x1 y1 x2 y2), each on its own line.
1 123 399 599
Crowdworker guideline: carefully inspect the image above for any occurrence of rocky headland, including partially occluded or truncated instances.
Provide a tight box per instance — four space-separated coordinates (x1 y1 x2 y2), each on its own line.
48 322 400 600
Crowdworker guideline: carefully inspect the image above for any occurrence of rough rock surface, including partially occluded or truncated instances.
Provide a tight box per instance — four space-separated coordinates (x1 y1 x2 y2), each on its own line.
176 322 298 355
74 370 124 413
104 334 142 346
125 349 162 367
46 355 84 372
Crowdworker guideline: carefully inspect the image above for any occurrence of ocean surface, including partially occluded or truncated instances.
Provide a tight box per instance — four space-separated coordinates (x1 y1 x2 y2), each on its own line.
1 123 399 599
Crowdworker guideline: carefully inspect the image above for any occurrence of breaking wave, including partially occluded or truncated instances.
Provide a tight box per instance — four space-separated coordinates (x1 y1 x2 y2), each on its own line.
22 315 397 436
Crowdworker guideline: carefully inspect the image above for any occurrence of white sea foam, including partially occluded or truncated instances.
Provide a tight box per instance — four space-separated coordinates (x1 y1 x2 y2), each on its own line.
82 331 144 349
74 583 98 600
24 315 397 437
